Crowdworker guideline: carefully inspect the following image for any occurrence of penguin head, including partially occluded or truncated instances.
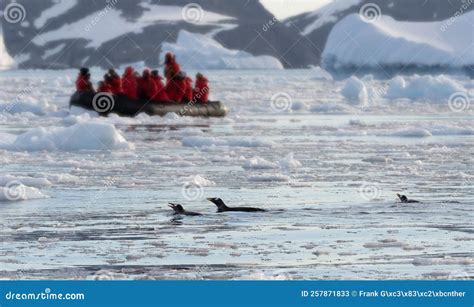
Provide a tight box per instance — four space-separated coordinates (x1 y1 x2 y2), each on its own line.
397 194 408 202
168 203 184 213
207 197 226 209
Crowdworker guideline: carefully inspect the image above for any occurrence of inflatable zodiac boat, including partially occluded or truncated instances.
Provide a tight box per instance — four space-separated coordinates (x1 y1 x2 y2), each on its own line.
69 92 228 118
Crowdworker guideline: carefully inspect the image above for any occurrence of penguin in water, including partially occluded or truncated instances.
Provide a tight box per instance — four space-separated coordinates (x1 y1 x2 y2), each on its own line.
207 197 266 213
168 203 203 216
397 194 420 203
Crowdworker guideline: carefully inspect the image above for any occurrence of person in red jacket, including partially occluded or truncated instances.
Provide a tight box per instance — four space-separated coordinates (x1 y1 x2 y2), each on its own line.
183 76 193 102
166 71 186 102
122 66 138 99
108 69 122 95
150 70 170 102
97 81 112 93
164 52 181 81
75 67 94 92
138 69 157 100
193 73 210 103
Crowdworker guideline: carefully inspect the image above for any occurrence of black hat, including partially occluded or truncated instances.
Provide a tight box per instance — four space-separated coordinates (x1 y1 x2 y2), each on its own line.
80 67 89 75
151 70 159 76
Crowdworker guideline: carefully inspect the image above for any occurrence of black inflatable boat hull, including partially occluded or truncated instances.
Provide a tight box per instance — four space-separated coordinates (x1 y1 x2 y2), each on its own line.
69 92 228 118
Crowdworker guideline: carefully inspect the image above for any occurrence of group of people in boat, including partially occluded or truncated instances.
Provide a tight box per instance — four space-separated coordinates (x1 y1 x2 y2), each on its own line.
75 52 210 103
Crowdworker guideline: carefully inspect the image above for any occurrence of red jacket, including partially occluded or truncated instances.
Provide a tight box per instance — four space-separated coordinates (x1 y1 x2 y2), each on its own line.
151 75 170 101
122 67 138 99
164 62 181 80
75 75 93 92
184 77 193 101
109 75 122 95
97 82 112 93
194 76 209 103
166 79 186 102
138 70 157 99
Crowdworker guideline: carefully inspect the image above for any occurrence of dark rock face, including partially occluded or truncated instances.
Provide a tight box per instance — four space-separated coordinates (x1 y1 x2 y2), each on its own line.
285 0 474 69
1 0 317 69
2 0 473 70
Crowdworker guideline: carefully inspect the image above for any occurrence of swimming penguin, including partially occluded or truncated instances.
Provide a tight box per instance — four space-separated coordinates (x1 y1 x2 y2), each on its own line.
207 197 266 213
168 203 202 216
397 194 420 203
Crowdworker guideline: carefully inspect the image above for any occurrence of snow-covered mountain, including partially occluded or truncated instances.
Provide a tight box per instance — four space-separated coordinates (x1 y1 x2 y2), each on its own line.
1 0 316 69
286 0 474 73
322 12 474 71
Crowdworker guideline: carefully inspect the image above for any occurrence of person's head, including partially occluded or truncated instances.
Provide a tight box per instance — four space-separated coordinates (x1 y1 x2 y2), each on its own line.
104 74 113 82
165 52 175 64
80 67 89 75
196 72 204 79
108 68 116 76
151 70 159 77
142 69 151 79
124 66 134 75
176 71 186 80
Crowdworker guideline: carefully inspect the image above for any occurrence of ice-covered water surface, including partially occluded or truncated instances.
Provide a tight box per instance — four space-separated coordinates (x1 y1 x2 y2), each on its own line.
0 69 472 280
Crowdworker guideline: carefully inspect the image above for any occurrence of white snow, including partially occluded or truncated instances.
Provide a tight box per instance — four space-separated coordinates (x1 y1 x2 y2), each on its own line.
323 12 474 69
34 0 78 28
184 175 216 187
182 136 274 148
0 36 15 70
161 31 284 70
243 156 279 170
296 0 362 35
310 66 333 81
0 185 49 202
341 76 368 105
0 122 134 151
33 4 235 48
0 98 58 116
0 175 52 188
42 43 67 60
278 153 302 169
385 75 466 100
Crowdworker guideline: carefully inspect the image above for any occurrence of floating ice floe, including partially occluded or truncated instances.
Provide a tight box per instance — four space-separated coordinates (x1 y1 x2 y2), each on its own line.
181 136 274 148
341 76 368 106
0 122 134 151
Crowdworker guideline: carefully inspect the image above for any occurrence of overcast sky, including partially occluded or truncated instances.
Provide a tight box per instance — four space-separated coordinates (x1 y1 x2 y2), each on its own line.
260 0 333 19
